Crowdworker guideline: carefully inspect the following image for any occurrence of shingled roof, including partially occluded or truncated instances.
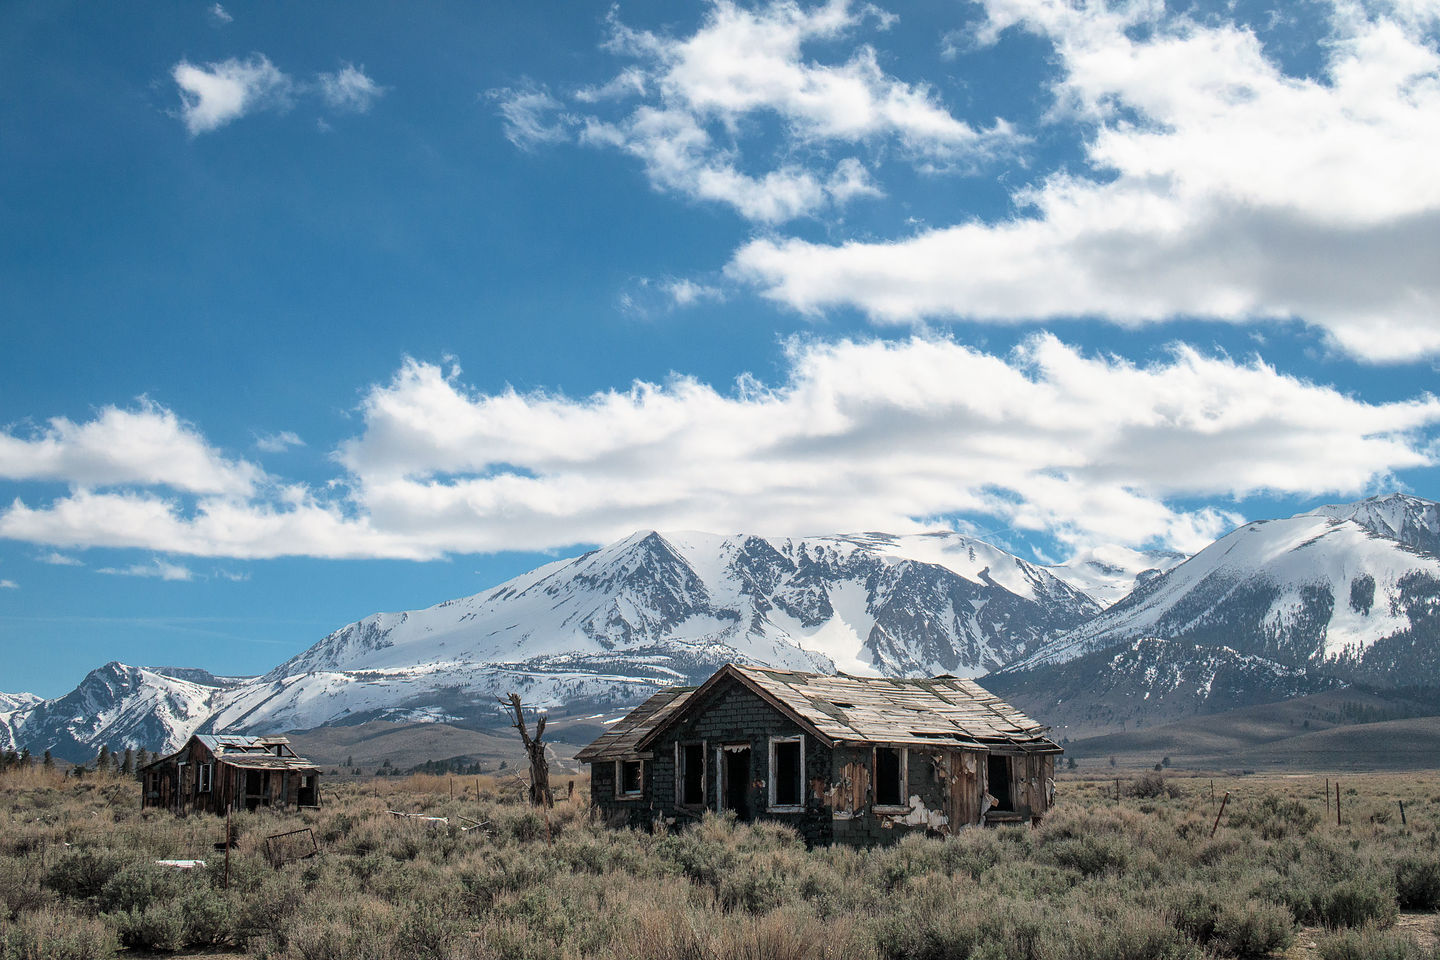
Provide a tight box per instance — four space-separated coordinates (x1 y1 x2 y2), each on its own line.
573 686 697 762
625 664 1060 754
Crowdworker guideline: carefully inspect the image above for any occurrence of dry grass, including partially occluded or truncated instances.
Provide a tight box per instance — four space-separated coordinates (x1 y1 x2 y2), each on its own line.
1 766 1438 959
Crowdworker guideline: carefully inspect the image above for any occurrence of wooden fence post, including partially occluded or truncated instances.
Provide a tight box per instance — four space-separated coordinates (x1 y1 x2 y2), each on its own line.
1210 792 1230 838
1336 781 1341 827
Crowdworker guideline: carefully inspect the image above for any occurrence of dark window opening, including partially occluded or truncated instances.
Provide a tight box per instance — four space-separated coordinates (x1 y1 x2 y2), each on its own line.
724 747 751 820
772 739 802 807
681 743 705 805
875 747 904 806
619 759 643 796
988 754 1013 811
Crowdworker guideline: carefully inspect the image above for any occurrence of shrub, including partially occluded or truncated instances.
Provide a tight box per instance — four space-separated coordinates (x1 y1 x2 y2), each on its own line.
43 849 129 901
1131 771 1168 799
97 862 184 914
1044 834 1131 877
112 902 187 952
1394 853 1440 910
0 908 118 960
1230 795 1321 840
1320 876 1399 930
1211 900 1293 958
1316 925 1431 960
178 886 235 946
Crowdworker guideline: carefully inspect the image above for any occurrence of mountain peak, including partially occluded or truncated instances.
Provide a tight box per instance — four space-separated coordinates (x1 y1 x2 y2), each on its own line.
1306 492 1440 555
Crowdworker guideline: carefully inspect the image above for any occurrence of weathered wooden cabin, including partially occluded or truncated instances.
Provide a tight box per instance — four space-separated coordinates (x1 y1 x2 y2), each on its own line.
577 664 1060 845
140 735 321 815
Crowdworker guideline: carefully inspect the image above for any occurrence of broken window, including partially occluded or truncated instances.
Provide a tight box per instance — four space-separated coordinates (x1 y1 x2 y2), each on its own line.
769 736 803 809
874 747 905 807
679 743 705 805
618 759 643 797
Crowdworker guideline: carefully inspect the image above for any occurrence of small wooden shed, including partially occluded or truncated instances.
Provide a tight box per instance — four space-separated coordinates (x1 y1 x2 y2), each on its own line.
140 734 321 815
577 664 1060 845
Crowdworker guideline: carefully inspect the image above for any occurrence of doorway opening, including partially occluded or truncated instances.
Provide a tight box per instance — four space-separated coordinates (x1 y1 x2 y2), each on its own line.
723 746 751 820
987 754 1013 811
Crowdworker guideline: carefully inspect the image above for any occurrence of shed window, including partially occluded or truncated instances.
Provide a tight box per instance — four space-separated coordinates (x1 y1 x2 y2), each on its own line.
679 743 705 805
618 759 644 797
198 762 214 793
874 747 906 807
768 736 804 810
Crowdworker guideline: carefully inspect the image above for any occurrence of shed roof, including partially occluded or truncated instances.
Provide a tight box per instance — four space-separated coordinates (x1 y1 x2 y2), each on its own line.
139 733 318 771
621 664 1060 754
573 686 696 762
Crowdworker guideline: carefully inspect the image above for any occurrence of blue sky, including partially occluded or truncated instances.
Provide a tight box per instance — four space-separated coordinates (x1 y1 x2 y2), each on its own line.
3 0 1439 697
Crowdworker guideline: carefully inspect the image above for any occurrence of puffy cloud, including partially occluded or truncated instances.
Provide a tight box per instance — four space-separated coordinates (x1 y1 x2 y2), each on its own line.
496 0 1010 221
317 63 384 113
172 54 292 135
3 339 1436 562
0 580 16 590
35 551 82 566
0 402 261 496
210 3 232 25
729 1 1440 361
97 559 195 582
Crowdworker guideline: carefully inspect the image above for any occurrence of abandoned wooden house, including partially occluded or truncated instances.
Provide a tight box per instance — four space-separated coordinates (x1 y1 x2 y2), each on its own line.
140 734 321 815
576 664 1061 845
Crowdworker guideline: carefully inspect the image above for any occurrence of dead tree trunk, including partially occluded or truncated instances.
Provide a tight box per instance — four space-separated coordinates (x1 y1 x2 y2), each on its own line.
500 693 552 808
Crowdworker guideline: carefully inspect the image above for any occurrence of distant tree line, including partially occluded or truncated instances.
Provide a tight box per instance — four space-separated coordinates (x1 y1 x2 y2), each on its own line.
0 743 155 779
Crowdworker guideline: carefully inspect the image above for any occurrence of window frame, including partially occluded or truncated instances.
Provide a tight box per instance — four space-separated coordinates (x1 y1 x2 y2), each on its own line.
676 740 707 807
767 735 805 812
871 746 909 812
198 762 214 793
615 758 645 799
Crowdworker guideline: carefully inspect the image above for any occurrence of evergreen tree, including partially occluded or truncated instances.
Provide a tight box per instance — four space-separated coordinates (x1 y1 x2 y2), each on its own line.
121 747 134 776
96 744 111 771
42 749 54 770
19 748 31 766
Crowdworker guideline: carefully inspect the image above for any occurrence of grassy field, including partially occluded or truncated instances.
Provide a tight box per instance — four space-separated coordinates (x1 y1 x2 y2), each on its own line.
2 766 1439 960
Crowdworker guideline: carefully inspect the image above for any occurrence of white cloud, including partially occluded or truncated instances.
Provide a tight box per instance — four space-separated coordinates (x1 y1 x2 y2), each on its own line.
0 580 16 590
498 0 1010 221
664 278 725 307
318 63 384 113
254 430 305 453
2 340 1436 562
36 551 82 566
172 55 292 135
491 83 571 150
210 3 232 25
728 1 1440 361
97 559 195 582
0 401 261 496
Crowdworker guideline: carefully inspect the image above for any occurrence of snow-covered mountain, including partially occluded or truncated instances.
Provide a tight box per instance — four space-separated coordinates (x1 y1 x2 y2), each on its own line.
207 530 1100 733
1005 498 1440 685
6 497 1439 761
1044 547 1189 608
0 663 247 763
1308 492 1440 556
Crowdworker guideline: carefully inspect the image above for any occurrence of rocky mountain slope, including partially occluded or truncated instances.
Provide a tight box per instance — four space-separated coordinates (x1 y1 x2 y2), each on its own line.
982 637 1346 740
1 663 245 763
